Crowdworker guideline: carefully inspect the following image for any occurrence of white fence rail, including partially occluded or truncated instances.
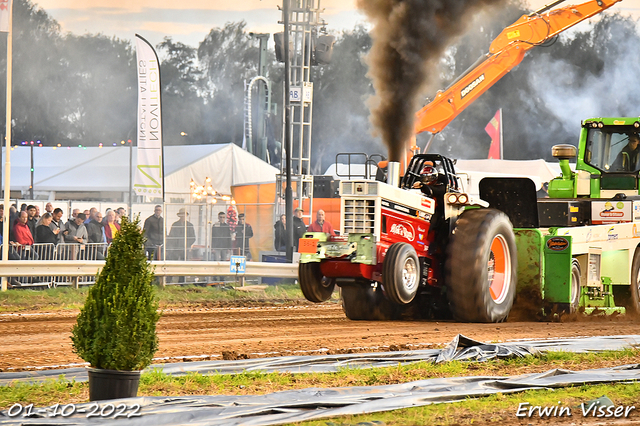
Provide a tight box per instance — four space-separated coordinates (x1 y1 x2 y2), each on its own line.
0 261 299 288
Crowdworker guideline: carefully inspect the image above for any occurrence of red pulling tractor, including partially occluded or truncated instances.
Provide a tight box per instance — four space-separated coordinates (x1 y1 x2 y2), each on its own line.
298 156 518 322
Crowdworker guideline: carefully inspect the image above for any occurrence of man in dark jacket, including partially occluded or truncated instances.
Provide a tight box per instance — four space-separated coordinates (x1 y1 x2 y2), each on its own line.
26 205 37 237
143 205 164 260
84 211 106 260
274 214 286 251
86 211 105 244
292 208 307 251
235 213 254 260
211 211 231 261
167 208 196 261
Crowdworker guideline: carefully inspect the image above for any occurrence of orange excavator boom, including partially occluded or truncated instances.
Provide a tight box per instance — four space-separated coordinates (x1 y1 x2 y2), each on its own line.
414 0 622 136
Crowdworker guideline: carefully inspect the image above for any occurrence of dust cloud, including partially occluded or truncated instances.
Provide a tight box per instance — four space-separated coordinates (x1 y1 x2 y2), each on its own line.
357 0 507 162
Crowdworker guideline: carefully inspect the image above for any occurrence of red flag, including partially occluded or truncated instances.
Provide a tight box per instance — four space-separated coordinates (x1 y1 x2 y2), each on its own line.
0 0 10 33
485 109 502 159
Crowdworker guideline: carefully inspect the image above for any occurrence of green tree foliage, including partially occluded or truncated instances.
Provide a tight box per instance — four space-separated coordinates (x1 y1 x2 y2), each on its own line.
0 0 137 147
198 22 261 144
1 0 639 165
157 37 206 145
62 35 137 145
310 26 377 173
71 216 160 371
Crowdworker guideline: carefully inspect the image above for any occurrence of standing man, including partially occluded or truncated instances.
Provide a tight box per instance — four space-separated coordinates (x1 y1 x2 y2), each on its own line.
306 209 335 236
85 207 97 224
236 213 254 260
292 208 307 250
13 211 34 246
86 211 105 244
44 203 53 214
64 213 88 244
26 205 38 238
211 211 231 261
143 205 164 260
167 208 195 261
83 211 105 260
13 211 38 260
115 207 126 224
64 213 89 260
274 214 286 251
50 208 64 243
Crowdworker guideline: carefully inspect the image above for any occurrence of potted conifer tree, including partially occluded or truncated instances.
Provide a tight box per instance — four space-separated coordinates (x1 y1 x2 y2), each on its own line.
71 215 160 401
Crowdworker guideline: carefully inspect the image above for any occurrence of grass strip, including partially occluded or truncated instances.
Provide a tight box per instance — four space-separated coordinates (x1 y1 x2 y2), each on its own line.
0 283 309 312
1 349 638 414
294 382 640 426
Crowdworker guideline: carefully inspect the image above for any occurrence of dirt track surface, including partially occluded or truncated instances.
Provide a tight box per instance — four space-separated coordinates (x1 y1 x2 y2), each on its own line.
0 302 639 372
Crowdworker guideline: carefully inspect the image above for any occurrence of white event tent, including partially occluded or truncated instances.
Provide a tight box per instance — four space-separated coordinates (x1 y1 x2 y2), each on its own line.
1 143 279 201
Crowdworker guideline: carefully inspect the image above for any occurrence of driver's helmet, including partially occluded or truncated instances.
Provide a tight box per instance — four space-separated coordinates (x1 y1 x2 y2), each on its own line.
419 164 438 185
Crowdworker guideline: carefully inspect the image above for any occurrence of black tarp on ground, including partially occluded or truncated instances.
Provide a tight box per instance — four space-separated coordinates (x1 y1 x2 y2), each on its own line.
1 334 638 386
0 364 639 425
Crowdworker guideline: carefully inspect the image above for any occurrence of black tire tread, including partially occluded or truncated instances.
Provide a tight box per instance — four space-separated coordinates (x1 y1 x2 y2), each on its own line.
629 248 640 316
299 263 335 303
341 284 399 320
445 208 517 323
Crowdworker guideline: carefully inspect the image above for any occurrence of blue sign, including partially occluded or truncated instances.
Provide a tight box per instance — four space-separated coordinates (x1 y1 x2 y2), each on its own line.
230 256 246 273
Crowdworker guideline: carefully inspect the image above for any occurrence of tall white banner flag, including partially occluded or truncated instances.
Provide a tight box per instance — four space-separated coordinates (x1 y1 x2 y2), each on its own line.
0 0 11 33
134 34 163 197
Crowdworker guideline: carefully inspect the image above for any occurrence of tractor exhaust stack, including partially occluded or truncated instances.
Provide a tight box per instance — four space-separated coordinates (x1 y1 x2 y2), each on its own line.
388 161 400 187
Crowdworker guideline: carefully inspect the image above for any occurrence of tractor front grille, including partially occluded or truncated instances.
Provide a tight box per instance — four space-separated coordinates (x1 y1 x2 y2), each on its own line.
343 199 376 234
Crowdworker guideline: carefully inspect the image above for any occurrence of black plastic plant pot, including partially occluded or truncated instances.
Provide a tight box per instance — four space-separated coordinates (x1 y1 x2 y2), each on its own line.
88 368 141 401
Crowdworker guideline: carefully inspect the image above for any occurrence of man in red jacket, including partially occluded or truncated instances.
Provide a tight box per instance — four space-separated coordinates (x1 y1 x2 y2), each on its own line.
306 209 335 236
12 211 38 260
13 211 33 246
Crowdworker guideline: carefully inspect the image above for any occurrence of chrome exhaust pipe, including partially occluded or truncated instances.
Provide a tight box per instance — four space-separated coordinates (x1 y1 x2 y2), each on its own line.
387 161 400 187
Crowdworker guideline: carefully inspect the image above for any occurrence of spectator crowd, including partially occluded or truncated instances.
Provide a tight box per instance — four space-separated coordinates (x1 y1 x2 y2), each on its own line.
0 203 129 262
273 208 335 252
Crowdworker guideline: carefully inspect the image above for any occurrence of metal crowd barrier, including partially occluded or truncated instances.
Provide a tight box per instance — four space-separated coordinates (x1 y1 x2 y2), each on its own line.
0 260 299 290
0 243 109 288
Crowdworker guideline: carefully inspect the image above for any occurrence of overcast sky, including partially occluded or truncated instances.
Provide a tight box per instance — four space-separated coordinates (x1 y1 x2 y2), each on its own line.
33 0 638 48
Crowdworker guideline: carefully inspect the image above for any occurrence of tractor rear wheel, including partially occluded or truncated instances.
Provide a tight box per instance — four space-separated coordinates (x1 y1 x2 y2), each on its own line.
341 284 399 320
299 263 335 303
629 248 640 315
382 242 420 305
445 208 517 323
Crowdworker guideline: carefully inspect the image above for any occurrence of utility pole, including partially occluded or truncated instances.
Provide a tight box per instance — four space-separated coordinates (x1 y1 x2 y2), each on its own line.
29 145 33 199
277 0 327 260
283 0 293 262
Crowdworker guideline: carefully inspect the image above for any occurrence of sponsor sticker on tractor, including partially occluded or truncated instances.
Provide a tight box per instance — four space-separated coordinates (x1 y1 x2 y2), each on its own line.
546 237 569 251
591 201 632 224
388 220 415 242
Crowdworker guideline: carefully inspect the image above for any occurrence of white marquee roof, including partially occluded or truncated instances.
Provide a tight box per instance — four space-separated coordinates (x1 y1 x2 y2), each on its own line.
1 143 278 195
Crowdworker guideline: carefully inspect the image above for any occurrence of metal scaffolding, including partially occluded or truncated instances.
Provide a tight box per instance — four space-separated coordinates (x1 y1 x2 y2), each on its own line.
277 0 325 226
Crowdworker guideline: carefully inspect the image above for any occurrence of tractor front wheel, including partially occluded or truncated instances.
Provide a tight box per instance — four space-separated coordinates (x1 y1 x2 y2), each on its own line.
382 243 420 305
299 263 335 303
445 208 517 323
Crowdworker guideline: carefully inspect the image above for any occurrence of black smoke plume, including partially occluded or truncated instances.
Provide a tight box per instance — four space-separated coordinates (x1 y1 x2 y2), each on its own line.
357 0 507 162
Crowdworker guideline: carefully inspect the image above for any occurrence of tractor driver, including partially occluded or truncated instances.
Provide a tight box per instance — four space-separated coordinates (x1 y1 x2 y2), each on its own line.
613 133 640 172
412 164 446 198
